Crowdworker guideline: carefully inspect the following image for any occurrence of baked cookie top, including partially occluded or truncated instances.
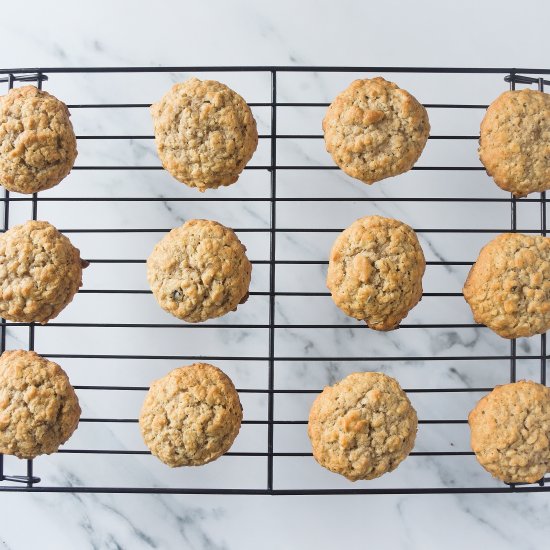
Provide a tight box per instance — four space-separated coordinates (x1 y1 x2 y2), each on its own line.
0 85 77 194
469 380 550 483
327 215 425 330
151 78 258 191
479 89 550 197
322 77 430 184
463 233 550 338
308 371 417 481
139 363 242 467
0 220 85 324
147 219 251 323
0 350 80 459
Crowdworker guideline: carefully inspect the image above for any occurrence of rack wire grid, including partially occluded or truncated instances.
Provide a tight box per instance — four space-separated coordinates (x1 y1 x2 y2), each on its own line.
0 66 549 495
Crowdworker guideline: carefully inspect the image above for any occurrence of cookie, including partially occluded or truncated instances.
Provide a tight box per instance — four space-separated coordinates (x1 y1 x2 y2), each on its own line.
0 350 80 459
326 215 425 330
0 86 77 194
463 233 550 338
151 78 258 191
308 372 417 481
469 380 550 483
322 77 430 184
0 220 86 323
139 363 242 467
147 219 251 323
479 89 550 197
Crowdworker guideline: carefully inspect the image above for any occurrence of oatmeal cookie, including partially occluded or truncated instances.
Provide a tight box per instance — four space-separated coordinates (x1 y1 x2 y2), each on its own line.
147 219 251 323
323 77 430 184
139 363 242 467
463 233 550 338
326 215 425 330
308 371 417 481
479 89 550 197
0 85 77 194
469 380 550 483
0 350 80 459
151 78 258 191
0 220 86 323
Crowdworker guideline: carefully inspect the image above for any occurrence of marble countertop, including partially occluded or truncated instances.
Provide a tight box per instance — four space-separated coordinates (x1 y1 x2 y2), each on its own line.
1 1 550 549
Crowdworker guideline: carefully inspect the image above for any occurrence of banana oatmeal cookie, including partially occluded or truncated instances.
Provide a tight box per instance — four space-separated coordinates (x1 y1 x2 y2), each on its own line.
139 363 242 467
0 350 80 459
147 219 251 323
469 380 550 483
0 220 86 323
308 371 417 481
479 89 550 197
326 215 425 330
323 77 430 184
0 85 77 194
151 78 258 191
463 233 550 338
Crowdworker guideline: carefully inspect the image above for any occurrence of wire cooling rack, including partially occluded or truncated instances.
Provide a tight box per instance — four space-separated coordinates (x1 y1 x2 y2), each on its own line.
0 66 549 495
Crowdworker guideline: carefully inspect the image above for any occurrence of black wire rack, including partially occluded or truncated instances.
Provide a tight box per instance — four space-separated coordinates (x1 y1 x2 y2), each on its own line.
0 66 549 495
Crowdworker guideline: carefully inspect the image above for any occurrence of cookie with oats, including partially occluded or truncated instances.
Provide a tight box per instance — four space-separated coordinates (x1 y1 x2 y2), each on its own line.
469 380 550 483
0 350 80 459
0 220 86 323
308 371 417 481
147 219 251 323
151 78 258 191
327 215 425 330
139 363 242 467
479 89 550 197
0 85 77 194
323 77 430 184
463 233 550 338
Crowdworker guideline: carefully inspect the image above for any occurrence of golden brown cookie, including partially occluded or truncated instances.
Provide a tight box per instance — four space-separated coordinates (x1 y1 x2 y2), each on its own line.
469 380 550 483
139 363 242 467
147 219 251 323
0 220 86 323
479 89 550 197
463 233 550 338
0 86 77 194
151 78 258 191
326 215 425 330
308 372 417 481
323 77 430 184
0 350 80 459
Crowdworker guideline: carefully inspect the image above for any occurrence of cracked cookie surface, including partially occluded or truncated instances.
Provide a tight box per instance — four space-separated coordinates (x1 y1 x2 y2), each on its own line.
0 350 80 459
147 219 251 323
479 89 550 197
463 233 550 338
469 380 550 483
327 215 425 330
139 363 242 467
0 85 77 194
0 220 85 323
151 78 258 191
308 372 417 481
323 77 430 184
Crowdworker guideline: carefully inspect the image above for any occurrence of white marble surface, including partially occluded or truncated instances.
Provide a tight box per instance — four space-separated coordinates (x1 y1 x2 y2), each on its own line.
1 1 550 548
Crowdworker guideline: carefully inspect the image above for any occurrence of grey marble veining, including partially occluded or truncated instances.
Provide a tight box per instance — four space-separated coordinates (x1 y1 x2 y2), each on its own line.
1 0 550 548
